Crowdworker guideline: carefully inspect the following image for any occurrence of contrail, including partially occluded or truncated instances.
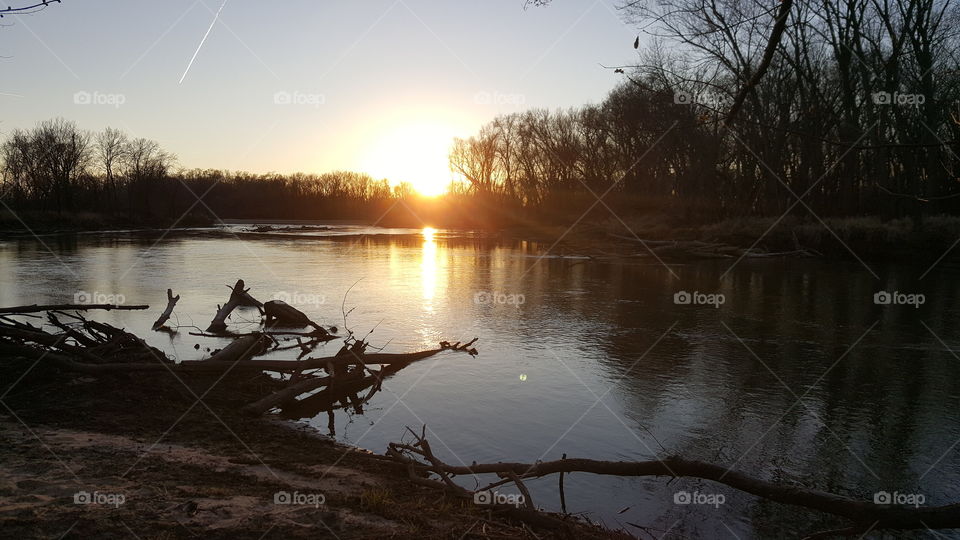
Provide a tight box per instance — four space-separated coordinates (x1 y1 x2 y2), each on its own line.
179 0 229 84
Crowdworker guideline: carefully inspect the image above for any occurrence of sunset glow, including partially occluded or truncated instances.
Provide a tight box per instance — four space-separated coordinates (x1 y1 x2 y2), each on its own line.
5 1 957 537
421 227 438 301
361 123 456 197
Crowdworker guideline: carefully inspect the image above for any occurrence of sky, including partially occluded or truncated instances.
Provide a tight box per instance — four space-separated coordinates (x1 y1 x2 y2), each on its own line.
0 0 639 192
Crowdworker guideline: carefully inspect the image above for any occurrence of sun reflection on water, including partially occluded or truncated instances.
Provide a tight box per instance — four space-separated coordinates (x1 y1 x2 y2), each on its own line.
421 228 437 303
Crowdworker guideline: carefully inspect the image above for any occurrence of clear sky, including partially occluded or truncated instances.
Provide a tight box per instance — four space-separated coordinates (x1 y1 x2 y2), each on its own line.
0 0 638 192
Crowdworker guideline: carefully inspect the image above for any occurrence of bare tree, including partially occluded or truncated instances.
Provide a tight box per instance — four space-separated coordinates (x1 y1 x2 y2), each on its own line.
95 127 129 208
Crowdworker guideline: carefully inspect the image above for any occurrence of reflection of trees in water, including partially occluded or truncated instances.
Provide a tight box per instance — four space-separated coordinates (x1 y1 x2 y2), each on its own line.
561 259 960 535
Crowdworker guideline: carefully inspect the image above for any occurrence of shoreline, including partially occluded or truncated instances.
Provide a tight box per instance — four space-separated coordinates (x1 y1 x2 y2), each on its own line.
2 214 959 265
0 351 621 539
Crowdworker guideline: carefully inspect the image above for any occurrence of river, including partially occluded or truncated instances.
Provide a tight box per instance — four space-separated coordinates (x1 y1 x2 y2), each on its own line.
2 224 959 538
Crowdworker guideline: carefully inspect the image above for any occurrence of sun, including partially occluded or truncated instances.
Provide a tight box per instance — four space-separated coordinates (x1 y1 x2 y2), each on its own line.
361 123 455 197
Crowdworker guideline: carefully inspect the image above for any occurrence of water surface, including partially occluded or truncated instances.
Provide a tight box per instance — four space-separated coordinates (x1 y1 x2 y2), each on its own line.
2 225 959 538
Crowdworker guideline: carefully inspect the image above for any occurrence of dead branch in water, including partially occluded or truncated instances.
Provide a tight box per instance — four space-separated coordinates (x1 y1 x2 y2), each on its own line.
207 279 263 333
0 280 477 424
264 300 326 332
242 336 478 416
386 428 960 536
152 289 180 330
0 303 149 314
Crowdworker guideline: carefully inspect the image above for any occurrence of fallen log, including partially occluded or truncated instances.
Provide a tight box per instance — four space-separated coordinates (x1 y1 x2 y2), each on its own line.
387 430 960 535
264 300 326 333
203 333 271 363
241 342 385 416
0 303 148 314
278 365 403 419
241 370 352 417
207 279 263 333
0 340 460 374
188 329 336 339
152 289 180 330
240 340 477 416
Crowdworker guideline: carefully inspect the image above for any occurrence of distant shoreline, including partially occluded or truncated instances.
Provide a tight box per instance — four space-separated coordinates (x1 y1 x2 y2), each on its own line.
3 212 959 264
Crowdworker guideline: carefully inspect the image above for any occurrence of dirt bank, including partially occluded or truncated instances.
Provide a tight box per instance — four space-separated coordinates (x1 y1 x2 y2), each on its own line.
0 353 620 539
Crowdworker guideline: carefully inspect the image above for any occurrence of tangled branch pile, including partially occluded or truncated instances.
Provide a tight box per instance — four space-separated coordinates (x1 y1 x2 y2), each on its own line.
0 279 477 419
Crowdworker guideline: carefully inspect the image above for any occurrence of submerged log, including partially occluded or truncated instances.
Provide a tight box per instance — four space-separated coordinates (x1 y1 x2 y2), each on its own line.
264 300 326 334
204 333 271 363
207 280 263 333
0 303 148 314
241 371 348 417
239 341 475 416
279 363 406 420
241 342 373 416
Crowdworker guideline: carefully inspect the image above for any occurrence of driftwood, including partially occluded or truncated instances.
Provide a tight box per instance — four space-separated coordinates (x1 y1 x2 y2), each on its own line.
240 340 367 416
242 371 343 417
188 329 335 339
207 279 263 333
204 334 271 363
387 429 960 537
152 289 180 330
240 340 475 416
264 300 326 331
0 337 454 375
0 283 476 426
0 303 149 314
278 364 402 420
0 311 175 372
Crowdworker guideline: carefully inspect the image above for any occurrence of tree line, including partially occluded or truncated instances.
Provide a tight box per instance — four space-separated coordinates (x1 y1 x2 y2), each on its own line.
455 0 960 224
6 0 960 229
0 119 413 224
